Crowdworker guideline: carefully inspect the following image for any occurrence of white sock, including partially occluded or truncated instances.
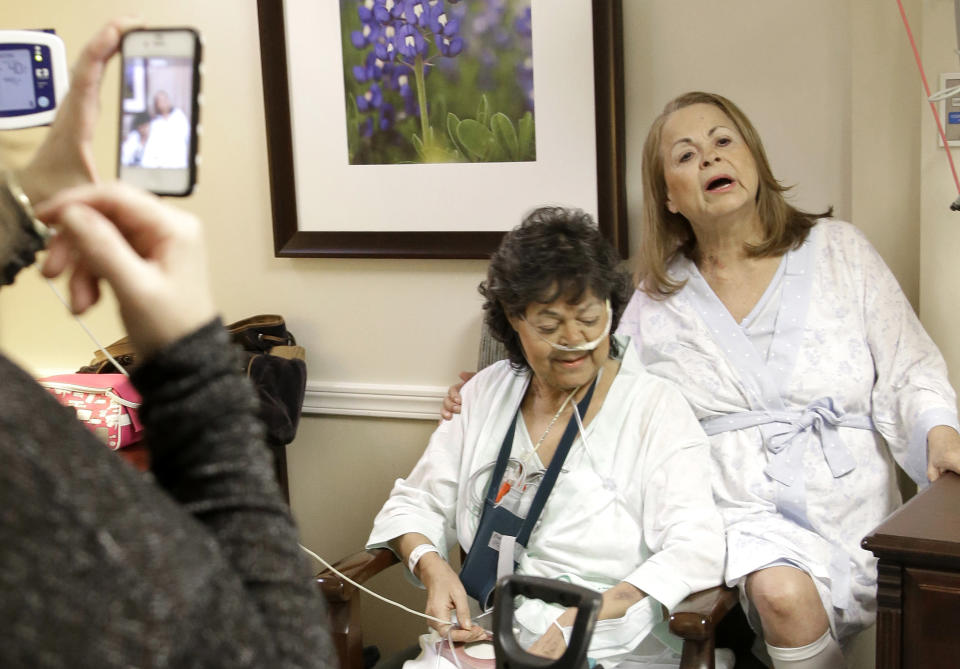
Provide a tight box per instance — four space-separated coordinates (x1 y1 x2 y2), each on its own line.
766 629 845 669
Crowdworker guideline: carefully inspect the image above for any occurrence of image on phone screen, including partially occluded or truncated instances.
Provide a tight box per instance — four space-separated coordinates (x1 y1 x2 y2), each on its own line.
117 29 200 197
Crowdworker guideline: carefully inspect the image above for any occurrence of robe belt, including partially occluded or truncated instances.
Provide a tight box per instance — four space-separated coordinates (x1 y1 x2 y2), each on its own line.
699 397 874 486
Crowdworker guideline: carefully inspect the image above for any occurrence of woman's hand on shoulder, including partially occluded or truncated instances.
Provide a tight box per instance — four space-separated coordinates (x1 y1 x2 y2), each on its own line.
439 371 476 423
927 425 960 481
418 554 488 642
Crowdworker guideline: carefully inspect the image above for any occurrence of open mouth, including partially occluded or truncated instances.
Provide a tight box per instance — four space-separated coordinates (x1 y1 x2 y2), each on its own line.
706 176 735 191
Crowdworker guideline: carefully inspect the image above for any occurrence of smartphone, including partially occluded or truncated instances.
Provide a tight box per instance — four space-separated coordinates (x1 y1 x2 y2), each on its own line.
117 28 201 197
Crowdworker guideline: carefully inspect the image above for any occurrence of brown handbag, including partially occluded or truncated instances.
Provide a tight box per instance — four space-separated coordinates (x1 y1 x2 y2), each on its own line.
78 314 307 446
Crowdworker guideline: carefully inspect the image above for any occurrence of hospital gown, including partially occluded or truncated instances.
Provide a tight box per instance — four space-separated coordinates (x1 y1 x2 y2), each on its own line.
618 219 959 642
367 335 725 665
140 108 190 169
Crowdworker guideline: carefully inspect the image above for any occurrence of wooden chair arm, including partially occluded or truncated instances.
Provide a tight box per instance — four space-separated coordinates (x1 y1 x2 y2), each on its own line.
669 584 739 641
316 547 400 603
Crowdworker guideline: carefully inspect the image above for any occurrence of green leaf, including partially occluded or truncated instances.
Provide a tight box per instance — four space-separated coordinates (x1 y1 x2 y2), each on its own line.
491 113 520 161
476 94 490 126
447 112 463 152
488 139 508 163
518 111 535 160
457 119 494 161
412 133 425 161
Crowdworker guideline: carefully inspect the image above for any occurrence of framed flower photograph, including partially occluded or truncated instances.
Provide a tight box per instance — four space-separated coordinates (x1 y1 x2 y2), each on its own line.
257 0 626 258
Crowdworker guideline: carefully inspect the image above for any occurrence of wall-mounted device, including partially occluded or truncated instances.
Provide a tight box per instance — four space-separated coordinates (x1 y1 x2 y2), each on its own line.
938 73 960 148
0 30 68 130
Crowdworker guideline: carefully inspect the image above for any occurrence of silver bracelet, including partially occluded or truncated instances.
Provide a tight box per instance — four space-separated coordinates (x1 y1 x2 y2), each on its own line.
3 169 52 244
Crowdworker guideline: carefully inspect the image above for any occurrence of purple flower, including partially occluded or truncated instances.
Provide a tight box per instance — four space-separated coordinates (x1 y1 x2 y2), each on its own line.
395 24 429 59
350 23 373 49
358 0 375 23
359 116 374 138
379 102 396 130
373 25 398 61
438 34 464 57
356 82 383 112
425 6 458 36
352 51 389 84
373 0 404 24
514 6 532 38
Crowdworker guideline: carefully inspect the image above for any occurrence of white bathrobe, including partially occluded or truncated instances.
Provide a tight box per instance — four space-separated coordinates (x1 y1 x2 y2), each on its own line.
368 335 725 664
619 219 959 641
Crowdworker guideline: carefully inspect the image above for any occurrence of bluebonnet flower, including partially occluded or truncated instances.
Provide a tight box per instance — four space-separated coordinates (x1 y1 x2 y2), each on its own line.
356 82 383 112
514 5 531 38
359 116 374 138
358 0 375 23
513 5 534 110
373 25 398 62
373 0 404 24
349 0 467 71
353 51 387 84
379 101 397 130
395 24 430 59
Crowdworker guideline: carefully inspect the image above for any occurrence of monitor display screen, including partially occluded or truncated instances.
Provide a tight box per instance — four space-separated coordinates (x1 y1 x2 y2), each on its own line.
0 48 36 113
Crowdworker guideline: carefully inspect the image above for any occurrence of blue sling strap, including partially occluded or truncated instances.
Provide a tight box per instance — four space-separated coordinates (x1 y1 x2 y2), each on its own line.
460 378 598 609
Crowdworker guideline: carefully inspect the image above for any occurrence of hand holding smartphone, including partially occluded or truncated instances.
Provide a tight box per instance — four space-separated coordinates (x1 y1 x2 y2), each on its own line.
117 28 201 197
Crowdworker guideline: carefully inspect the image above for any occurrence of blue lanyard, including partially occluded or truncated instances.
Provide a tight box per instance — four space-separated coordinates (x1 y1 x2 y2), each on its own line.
480 377 598 547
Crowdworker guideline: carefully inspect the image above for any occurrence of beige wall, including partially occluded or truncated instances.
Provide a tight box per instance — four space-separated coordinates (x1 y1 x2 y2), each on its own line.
921 0 960 395
0 0 942 662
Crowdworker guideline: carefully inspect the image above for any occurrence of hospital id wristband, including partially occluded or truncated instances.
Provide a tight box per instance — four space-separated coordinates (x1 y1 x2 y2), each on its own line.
407 543 440 574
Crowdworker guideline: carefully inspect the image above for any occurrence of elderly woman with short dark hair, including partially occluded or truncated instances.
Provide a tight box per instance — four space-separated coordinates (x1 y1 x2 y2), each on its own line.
368 207 725 667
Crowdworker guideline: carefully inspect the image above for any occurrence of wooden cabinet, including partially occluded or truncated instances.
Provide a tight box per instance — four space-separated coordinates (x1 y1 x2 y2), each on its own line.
862 472 960 669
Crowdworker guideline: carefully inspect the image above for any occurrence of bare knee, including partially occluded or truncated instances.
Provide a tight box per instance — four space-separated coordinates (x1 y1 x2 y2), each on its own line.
746 567 829 647
749 569 814 619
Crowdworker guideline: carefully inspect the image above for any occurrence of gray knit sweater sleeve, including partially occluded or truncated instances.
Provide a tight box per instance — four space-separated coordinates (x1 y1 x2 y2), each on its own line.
0 319 334 668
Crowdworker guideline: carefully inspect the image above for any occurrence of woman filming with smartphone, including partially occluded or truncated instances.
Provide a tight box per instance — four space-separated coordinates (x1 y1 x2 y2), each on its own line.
0 20 334 667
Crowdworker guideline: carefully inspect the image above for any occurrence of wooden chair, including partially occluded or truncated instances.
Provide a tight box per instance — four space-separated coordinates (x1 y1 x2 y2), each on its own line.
316 325 740 669
316 550 738 669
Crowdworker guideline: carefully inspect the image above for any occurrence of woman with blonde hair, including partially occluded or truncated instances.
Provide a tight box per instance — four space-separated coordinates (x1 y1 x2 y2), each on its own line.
619 91 960 668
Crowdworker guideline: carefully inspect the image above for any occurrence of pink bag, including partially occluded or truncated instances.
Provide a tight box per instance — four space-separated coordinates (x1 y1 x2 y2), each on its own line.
37 374 143 450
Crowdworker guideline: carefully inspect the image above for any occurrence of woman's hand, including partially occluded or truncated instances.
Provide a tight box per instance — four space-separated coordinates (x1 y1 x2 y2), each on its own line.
528 581 646 659
36 182 216 359
526 622 567 659
418 554 488 643
439 371 475 422
18 18 142 204
927 425 960 481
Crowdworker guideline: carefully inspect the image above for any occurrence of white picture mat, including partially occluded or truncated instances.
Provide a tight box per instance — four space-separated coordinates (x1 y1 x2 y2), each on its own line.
282 0 600 233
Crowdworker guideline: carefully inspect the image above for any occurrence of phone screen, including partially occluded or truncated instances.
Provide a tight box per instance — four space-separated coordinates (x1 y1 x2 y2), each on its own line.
117 29 201 196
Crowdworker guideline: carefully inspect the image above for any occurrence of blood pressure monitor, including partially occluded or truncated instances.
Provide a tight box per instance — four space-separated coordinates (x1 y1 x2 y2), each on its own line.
0 30 68 130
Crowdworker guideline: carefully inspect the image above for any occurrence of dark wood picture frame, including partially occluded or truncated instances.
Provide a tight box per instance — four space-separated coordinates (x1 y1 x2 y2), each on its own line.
257 0 626 259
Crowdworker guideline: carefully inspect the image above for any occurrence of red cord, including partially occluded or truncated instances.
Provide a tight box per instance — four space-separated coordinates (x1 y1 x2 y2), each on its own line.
897 0 960 197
